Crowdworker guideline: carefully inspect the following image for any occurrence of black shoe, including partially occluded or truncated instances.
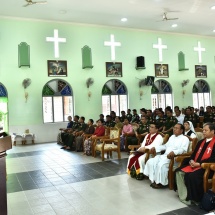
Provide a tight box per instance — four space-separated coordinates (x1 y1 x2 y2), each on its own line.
136 173 144 180
60 147 66 149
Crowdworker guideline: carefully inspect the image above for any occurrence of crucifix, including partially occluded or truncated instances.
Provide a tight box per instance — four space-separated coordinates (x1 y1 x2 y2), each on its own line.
46 29 66 58
104 34 121 61
153 38 167 62
207 147 212 154
194 41 205 64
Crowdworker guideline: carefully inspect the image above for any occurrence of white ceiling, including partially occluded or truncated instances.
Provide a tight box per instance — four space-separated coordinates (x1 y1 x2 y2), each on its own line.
1 0 215 37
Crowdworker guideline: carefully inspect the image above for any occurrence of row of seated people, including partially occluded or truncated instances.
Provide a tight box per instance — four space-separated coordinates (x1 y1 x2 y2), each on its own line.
127 121 215 208
104 105 214 128
57 106 203 154
57 113 215 209
56 104 212 152
57 110 178 153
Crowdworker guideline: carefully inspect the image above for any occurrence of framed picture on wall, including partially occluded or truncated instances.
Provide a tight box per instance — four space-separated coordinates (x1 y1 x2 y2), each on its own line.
195 65 207 78
154 64 169 78
106 62 122 77
47 60 67 77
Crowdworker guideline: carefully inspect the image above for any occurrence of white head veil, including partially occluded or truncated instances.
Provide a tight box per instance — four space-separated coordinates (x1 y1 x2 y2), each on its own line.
186 121 196 134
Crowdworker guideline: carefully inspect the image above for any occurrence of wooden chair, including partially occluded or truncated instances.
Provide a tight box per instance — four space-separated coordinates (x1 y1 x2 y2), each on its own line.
201 162 215 192
199 116 204 128
128 132 148 152
173 159 214 193
91 128 110 157
210 164 215 192
168 136 198 190
124 133 135 152
94 128 121 161
194 127 204 142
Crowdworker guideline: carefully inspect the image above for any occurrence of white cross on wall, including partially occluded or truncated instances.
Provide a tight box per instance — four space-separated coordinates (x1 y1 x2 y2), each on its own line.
207 147 212 154
153 38 167 62
46 29 66 58
104 34 121 61
194 41 205 64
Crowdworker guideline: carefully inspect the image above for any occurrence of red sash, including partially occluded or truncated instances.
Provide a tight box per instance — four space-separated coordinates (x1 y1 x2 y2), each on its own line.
182 136 215 173
127 132 159 173
145 133 159 146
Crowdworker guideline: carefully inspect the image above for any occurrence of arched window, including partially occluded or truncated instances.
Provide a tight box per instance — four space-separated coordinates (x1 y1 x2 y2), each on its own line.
0 83 8 132
102 79 128 116
192 80 211 109
151 79 173 111
42 79 73 123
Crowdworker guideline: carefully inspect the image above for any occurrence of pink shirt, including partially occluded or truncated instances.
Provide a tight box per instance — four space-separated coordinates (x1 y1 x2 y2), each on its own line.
122 124 133 135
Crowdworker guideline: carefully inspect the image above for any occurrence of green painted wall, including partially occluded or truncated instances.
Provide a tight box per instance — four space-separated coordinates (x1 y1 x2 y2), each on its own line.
0 18 215 142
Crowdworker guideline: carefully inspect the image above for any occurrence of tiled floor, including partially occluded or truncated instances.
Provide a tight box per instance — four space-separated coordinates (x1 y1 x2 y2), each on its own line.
6 143 207 215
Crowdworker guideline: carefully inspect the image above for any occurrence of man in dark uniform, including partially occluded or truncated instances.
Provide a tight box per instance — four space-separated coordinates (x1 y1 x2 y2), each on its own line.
131 109 140 123
104 115 115 127
64 116 87 151
190 107 199 128
98 114 105 123
120 111 126 122
57 116 73 145
127 116 149 146
146 109 155 124
110 111 116 121
61 115 80 150
162 109 178 136
184 108 196 128
126 109 132 122
203 106 214 123
156 110 165 132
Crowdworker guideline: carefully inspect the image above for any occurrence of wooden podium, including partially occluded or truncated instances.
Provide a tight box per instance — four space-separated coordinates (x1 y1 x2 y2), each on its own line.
0 136 12 215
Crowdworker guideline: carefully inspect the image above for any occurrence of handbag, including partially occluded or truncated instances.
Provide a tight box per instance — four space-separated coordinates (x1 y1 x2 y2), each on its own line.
200 189 215 212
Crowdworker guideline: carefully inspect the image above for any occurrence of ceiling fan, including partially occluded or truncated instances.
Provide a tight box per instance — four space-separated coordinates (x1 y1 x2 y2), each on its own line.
23 0 47 7
162 12 178 21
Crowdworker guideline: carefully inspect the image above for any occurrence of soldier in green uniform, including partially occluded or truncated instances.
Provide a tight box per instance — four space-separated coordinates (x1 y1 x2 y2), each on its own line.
162 109 178 136
61 115 81 150
190 107 200 128
183 108 193 124
204 106 215 123
156 110 165 132
131 109 140 123
127 116 149 146
104 115 116 127
146 109 155 124
120 111 126 122
126 109 132 122
183 108 198 128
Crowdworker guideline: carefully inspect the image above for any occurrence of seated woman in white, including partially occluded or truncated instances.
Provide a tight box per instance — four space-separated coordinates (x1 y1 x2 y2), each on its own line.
184 121 196 139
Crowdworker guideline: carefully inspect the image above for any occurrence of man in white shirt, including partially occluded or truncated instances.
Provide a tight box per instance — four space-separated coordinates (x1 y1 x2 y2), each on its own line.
127 123 163 180
144 123 189 188
175 109 184 125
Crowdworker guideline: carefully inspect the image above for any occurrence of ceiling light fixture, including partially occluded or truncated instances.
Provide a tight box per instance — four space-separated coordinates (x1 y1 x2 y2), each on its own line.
211 6 215 10
121 18 127 22
172 24 178 28
213 29 215 32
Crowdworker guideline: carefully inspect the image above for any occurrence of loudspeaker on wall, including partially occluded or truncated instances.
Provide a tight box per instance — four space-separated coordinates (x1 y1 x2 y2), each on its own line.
136 56 145 69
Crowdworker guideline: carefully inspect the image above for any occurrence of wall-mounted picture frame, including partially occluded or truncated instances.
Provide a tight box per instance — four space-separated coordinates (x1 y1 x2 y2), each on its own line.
47 60 67 77
154 64 169 78
106 62 122 77
195 65 207 78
